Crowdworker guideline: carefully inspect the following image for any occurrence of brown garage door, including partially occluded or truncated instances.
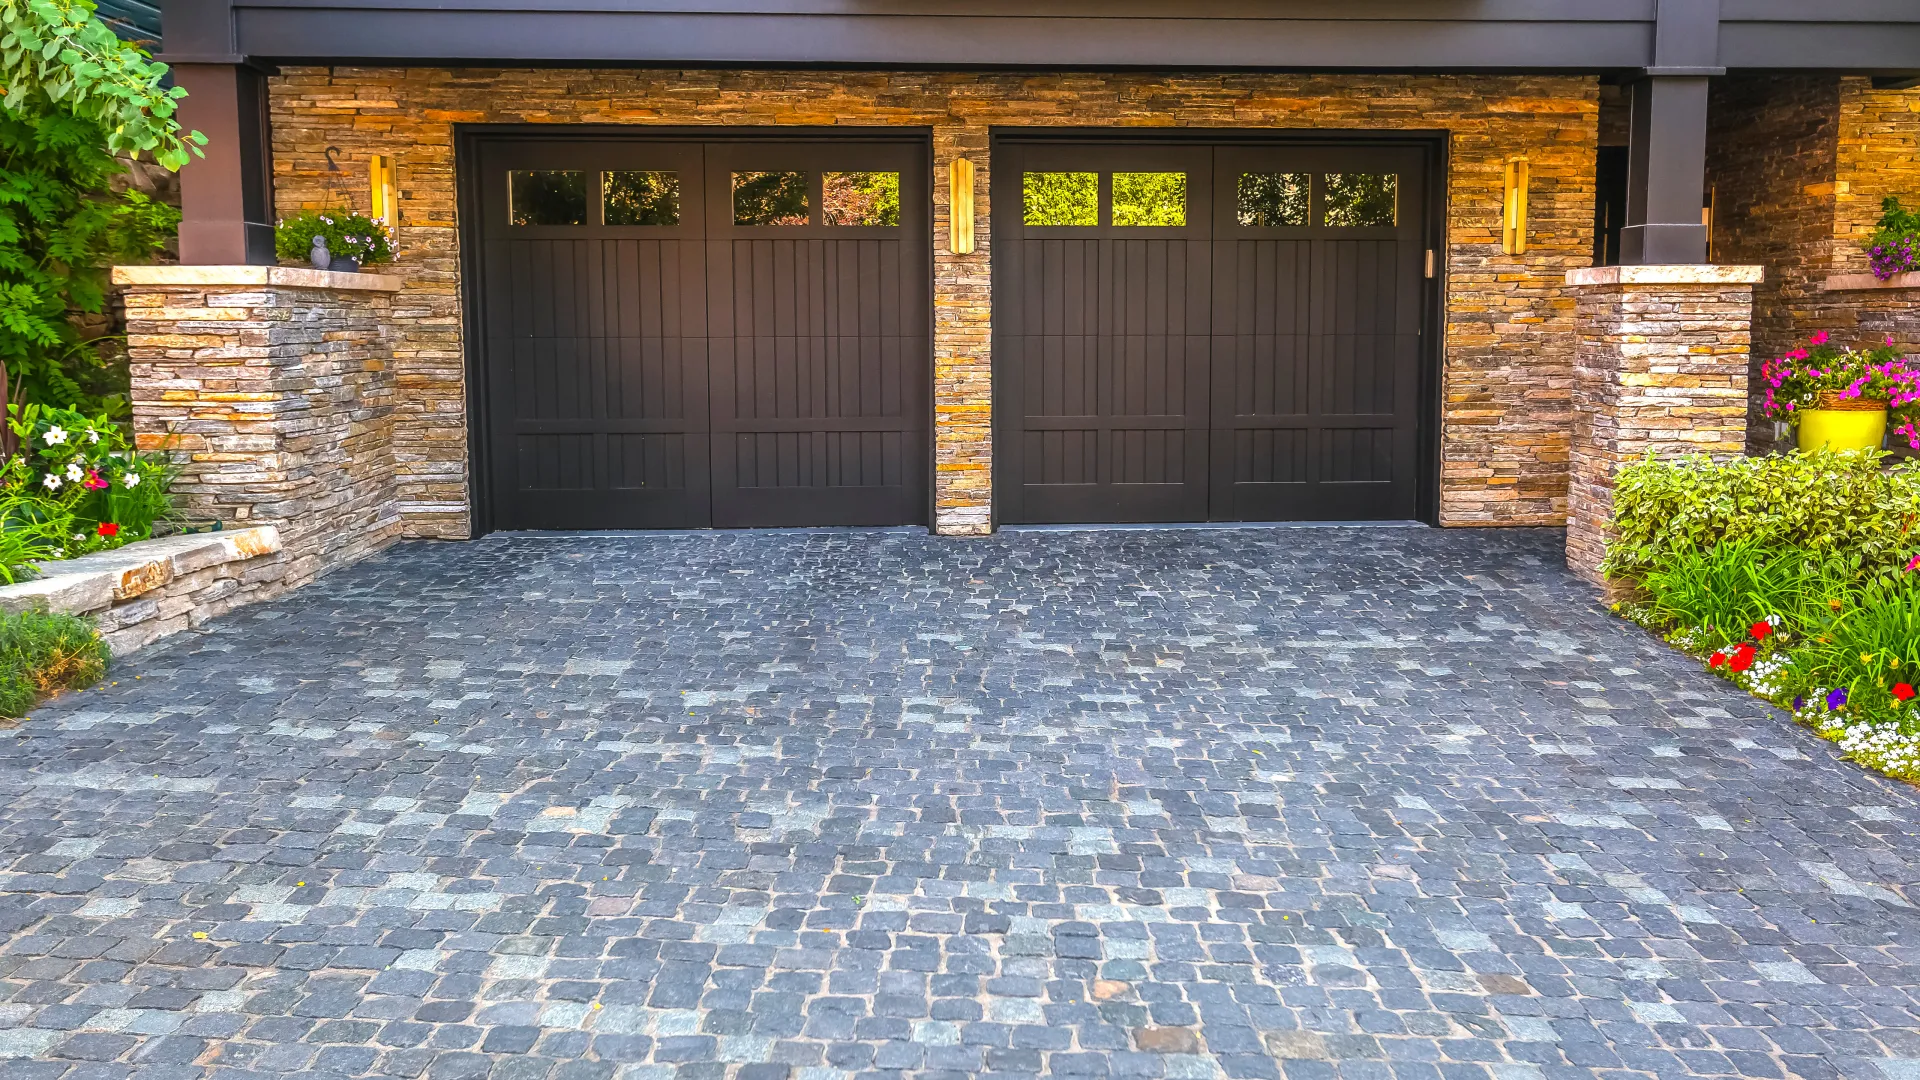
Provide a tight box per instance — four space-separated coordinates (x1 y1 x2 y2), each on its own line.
993 138 1431 524
471 134 930 530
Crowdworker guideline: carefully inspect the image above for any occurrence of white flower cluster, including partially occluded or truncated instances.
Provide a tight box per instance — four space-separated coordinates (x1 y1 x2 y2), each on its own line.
1806 705 1920 779
1734 651 1793 700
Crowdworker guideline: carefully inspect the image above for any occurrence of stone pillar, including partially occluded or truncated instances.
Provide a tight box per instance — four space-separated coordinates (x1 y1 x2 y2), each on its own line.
1564 265 1765 585
114 266 405 589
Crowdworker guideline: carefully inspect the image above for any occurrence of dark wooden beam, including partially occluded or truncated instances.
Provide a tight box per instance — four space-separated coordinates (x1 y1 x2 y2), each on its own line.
173 63 276 265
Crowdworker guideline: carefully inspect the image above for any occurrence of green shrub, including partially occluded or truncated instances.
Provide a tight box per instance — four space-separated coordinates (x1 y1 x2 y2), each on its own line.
0 609 107 717
1602 449 1920 585
1789 575 1920 730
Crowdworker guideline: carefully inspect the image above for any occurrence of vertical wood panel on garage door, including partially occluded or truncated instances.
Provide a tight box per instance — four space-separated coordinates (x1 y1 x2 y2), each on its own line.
994 143 1212 524
473 135 929 530
994 137 1429 525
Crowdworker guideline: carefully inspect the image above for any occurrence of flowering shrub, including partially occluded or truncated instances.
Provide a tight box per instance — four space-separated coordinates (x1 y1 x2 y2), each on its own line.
1759 331 1920 446
1 403 175 577
1866 196 1920 281
273 208 394 266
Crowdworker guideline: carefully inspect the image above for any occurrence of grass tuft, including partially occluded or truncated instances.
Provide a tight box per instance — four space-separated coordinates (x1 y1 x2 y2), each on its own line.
0 611 109 718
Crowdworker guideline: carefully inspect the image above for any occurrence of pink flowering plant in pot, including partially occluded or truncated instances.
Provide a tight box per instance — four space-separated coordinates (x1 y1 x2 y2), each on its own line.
1760 331 1920 451
1866 197 1920 282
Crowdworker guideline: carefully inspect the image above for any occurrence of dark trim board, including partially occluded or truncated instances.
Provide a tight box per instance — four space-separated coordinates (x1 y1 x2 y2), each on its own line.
989 128 1446 528
457 125 937 535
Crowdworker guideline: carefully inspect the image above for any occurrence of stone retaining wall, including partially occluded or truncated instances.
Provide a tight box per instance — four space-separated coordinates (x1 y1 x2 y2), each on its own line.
115 266 405 587
0 528 285 654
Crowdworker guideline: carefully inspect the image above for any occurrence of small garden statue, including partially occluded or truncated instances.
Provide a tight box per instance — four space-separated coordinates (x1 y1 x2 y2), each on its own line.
309 233 331 270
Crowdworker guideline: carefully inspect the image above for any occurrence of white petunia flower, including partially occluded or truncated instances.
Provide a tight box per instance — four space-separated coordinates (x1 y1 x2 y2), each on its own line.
123 472 141 488
86 428 100 444
41 473 61 490
43 426 67 446
65 462 83 482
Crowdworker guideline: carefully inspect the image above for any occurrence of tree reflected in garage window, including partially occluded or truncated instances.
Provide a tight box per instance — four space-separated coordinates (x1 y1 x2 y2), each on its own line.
1023 172 1098 226
1237 172 1309 227
604 171 680 226
1324 173 1397 227
509 170 587 226
1112 172 1186 227
733 171 810 225
823 172 901 226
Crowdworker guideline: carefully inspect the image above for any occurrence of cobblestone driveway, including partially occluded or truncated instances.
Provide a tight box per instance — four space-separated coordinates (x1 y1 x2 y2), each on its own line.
3 527 1918 1080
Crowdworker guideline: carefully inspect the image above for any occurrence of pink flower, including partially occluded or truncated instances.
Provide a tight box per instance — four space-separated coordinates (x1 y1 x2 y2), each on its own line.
1810 331 1830 346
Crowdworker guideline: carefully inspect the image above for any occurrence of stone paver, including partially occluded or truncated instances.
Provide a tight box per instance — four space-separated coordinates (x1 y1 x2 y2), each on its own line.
2 526 1918 1080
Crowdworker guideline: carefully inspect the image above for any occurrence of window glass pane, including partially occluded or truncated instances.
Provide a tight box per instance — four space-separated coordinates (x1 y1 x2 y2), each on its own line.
509 170 586 226
823 172 901 226
1022 172 1098 226
604 171 680 226
733 171 810 225
1112 172 1186 227
1324 173 1398 227
1237 172 1309 227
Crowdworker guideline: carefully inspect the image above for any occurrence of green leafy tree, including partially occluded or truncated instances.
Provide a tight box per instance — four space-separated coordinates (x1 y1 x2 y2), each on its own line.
0 0 203 414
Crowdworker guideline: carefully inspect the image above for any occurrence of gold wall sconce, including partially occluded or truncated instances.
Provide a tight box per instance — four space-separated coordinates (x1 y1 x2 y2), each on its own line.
1501 156 1529 256
369 153 397 225
949 157 976 255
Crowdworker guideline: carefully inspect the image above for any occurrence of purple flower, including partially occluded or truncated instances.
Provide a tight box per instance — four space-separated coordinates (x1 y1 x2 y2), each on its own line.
1827 687 1848 710
1793 696 1806 711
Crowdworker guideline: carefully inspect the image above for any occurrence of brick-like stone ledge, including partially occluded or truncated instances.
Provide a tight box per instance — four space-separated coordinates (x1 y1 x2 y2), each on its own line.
0 528 287 654
111 264 404 292
1567 264 1767 287
1824 271 1920 292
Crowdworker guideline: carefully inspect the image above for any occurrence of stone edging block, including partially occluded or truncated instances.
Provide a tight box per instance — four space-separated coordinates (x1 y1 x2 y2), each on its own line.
1823 271 1920 292
110 264 404 292
1566 265 1767 287
0 527 283 616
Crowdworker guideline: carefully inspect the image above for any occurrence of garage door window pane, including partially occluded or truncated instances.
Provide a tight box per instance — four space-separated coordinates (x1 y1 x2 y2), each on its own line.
733 171 810 225
1324 173 1397 227
1237 172 1308 227
1112 172 1186 226
510 170 587 226
1023 172 1097 226
823 172 901 226
604 171 680 226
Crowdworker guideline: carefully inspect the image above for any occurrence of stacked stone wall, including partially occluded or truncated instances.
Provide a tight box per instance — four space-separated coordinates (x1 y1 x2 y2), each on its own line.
268 69 1600 532
117 267 404 588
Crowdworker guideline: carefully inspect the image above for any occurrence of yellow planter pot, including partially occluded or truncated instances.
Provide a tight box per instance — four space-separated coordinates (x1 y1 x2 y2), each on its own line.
1797 406 1888 454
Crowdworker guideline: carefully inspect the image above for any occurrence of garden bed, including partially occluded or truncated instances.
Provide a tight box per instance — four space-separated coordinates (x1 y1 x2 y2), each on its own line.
1605 448 1920 783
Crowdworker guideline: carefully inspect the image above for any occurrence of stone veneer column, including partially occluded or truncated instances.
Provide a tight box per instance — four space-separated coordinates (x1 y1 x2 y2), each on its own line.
114 266 405 588
1563 265 1765 585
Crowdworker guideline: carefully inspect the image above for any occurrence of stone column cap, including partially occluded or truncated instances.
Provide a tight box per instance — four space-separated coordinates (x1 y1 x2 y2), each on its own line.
1824 271 1920 292
111 265 404 292
1566 264 1765 287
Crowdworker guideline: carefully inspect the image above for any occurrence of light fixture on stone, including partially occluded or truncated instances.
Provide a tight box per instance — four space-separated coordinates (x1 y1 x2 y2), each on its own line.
949 157 975 255
1502 156 1529 256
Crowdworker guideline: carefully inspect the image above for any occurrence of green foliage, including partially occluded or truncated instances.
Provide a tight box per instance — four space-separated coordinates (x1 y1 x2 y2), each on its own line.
1635 540 1853 651
1867 196 1920 281
274 208 395 266
0 485 65 582
0 0 202 168
1022 172 1097 227
1601 448 1920 586
1790 576 1920 728
0 0 194 414
1112 172 1186 227
0 608 105 717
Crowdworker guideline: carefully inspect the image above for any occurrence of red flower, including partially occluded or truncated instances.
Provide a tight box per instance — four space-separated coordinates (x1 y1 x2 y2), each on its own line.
1729 644 1756 673
1895 683 1916 702
1709 651 1728 668
96 522 119 538
1751 621 1773 641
